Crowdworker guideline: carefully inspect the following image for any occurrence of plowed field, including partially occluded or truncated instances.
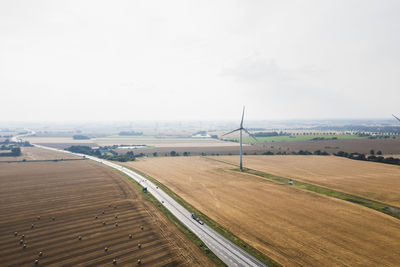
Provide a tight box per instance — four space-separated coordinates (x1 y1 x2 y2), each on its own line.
123 156 400 266
0 160 212 266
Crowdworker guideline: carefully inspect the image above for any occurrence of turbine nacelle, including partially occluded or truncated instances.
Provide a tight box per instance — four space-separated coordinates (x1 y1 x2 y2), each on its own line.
222 107 257 141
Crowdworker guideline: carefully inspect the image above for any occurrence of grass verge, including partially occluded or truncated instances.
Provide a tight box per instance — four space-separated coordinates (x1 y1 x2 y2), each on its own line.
109 167 227 267
122 165 281 267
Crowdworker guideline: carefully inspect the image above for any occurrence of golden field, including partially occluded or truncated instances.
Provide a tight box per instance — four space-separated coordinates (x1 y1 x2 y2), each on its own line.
215 155 400 207
123 156 400 266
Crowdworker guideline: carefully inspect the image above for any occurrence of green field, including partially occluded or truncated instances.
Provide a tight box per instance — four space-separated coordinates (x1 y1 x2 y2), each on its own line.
228 134 366 144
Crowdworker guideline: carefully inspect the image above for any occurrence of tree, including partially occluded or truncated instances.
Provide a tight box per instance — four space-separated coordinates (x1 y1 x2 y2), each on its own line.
370 149 375 155
11 147 21 156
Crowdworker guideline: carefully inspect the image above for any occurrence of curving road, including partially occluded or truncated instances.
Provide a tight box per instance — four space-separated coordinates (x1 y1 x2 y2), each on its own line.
14 132 266 267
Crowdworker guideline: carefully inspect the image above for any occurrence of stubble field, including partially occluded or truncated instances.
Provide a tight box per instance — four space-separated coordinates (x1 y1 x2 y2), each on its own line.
215 155 400 207
123 156 400 266
0 159 212 266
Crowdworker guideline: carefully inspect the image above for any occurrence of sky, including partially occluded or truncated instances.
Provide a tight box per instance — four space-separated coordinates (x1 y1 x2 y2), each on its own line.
1 0 399 121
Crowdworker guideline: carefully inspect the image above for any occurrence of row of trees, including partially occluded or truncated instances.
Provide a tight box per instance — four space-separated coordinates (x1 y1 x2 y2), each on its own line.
119 131 143 136
310 137 338 141
335 151 400 166
253 131 290 137
65 146 138 162
262 150 330 156
0 147 21 157
73 135 90 140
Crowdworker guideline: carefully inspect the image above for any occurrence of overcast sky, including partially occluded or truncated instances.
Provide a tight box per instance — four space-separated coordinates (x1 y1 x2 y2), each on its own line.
1 0 399 121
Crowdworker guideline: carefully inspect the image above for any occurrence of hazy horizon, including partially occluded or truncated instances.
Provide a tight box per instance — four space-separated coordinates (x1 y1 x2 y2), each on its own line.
1 1 399 121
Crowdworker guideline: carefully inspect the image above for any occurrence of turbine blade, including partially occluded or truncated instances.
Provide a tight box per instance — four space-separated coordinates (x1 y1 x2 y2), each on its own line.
222 128 241 137
393 114 400 122
240 106 245 128
243 128 258 141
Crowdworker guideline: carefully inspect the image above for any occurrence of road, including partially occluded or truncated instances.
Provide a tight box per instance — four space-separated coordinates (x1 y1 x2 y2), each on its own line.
14 132 266 267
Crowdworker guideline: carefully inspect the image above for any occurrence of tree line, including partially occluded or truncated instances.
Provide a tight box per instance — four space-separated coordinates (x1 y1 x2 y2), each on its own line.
335 151 400 166
65 145 140 162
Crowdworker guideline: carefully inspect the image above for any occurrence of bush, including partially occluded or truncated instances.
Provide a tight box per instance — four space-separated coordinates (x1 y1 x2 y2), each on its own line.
263 151 274 155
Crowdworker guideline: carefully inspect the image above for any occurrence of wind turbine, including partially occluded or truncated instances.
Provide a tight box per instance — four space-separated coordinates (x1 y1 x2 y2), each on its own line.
393 114 400 122
222 107 257 171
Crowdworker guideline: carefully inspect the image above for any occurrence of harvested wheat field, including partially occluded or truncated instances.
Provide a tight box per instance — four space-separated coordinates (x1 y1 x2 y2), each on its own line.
0 160 212 266
123 156 400 266
215 155 400 207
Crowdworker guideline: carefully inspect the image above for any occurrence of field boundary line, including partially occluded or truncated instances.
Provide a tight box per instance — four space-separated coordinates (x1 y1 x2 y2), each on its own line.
122 164 281 267
204 156 400 220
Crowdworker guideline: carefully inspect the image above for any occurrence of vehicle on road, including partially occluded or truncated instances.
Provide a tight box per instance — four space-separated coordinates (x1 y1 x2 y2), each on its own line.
191 213 204 225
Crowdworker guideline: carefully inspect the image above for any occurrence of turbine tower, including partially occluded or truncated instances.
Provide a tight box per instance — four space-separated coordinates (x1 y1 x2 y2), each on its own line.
222 107 257 171
393 114 400 122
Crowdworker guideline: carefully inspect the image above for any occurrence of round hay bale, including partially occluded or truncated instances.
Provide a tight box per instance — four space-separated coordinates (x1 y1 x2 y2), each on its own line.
140 226 143 230
113 258 117 264
31 224 34 229
138 243 141 248
78 235 82 241
129 234 132 239
114 223 118 227
14 232 18 236
35 259 39 265
104 247 108 252
23 244 27 249
102 221 106 226
21 235 25 239
52 217 55 221
137 259 141 264
37 216 40 220
19 239 24 245
39 251 43 257
95 216 98 219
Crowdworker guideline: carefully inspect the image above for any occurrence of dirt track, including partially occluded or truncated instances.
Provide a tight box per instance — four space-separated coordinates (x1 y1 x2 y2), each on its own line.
124 156 400 266
0 159 213 266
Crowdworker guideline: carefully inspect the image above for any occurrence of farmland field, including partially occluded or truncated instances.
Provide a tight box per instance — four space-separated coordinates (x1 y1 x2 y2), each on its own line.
24 137 98 149
227 134 366 144
215 155 400 207
94 136 234 148
0 159 212 266
0 146 81 162
123 156 400 266
24 137 94 144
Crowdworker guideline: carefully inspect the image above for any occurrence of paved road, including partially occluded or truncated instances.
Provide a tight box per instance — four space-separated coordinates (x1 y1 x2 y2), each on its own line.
14 132 266 267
